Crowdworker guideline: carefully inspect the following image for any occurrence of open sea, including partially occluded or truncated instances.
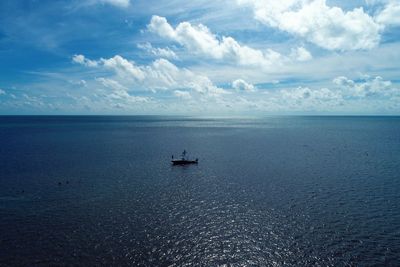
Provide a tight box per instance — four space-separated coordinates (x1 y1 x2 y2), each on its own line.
0 116 399 266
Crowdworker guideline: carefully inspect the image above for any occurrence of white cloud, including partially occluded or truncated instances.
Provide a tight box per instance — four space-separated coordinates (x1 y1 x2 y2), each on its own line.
376 1 400 26
333 75 396 97
218 85 345 112
100 55 146 81
174 90 192 99
72 54 98 67
232 79 256 92
73 54 228 97
260 75 399 112
0 89 5 95
281 86 342 103
69 79 87 87
137 42 178 60
147 15 283 68
238 0 382 51
78 80 87 87
333 76 356 88
95 77 151 107
96 77 128 92
290 47 313 61
22 94 47 108
96 0 130 8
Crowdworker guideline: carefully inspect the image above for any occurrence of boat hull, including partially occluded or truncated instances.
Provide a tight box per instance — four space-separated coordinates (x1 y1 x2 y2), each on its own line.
171 159 198 165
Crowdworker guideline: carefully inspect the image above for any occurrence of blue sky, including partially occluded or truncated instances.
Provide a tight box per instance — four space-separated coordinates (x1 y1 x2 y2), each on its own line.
0 0 399 115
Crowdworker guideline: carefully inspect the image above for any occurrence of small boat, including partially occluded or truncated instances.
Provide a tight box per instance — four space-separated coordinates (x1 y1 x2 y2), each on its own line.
172 159 198 165
171 150 198 165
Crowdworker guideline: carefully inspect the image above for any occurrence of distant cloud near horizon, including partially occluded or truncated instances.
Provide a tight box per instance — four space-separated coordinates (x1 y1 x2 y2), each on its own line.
232 79 256 92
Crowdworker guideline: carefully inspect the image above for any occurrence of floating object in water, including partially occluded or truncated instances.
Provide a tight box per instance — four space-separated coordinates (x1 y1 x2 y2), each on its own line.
171 150 198 165
172 159 198 165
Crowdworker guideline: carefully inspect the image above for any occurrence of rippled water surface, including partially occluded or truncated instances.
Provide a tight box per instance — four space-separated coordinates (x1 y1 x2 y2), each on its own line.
0 116 399 266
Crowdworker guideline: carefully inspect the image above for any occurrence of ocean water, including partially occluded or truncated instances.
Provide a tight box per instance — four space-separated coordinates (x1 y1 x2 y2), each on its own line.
0 116 399 266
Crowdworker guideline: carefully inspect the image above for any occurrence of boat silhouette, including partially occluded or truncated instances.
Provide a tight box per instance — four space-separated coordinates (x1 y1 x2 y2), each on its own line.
171 150 198 165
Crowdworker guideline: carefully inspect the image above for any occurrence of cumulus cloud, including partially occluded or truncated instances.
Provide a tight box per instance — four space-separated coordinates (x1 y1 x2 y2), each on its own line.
100 55 146 81
96 77 150 103
21 94 47 108
333 75 395 97
238 0 382 51
232 79 256 92
174 90 192 99
0 89 5 95
73 54 146 82
290 47 313 61
137 43 178 60
96 77 128 92
147 15 283 68
73 54 227 97
281 86 342 103
68 79 87 87
332 76 356 88
375 1 400 26
72 54 98 67
265 75 398 111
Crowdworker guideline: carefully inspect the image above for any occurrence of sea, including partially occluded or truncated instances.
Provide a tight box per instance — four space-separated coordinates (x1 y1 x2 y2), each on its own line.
0 116 399 266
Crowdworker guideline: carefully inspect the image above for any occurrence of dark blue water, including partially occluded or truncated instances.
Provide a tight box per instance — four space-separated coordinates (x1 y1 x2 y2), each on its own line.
0 116 399 266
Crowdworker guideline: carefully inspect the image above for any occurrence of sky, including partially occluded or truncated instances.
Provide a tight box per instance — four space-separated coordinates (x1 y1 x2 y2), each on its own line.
0 0 400 115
